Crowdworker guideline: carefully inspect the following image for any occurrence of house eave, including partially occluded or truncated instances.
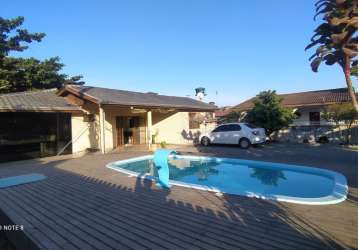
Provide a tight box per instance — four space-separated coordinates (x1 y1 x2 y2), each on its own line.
0 107 83 113
101 103 217 112
57 85 101 104
235 101 351 111
58 86 217 112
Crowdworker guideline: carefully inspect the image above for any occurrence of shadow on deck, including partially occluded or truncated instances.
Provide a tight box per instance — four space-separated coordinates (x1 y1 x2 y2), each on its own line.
0 155 352 250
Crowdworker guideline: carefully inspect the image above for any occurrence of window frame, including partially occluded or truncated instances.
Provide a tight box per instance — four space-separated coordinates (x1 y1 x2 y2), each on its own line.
212 125 224 132
309 112 320 125
228 124 242 131
189 112 200 129
213 124 241 132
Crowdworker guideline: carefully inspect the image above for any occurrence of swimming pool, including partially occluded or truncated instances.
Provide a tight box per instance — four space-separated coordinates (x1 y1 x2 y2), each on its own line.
106 155 348 205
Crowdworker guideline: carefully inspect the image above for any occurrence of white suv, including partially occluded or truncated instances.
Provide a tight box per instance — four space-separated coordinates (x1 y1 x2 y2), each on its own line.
199 123 266 149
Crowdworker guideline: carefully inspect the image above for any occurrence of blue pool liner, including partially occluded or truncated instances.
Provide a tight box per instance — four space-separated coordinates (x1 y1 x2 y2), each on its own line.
0 173 46 188
153 149 176 188
106 155 348 205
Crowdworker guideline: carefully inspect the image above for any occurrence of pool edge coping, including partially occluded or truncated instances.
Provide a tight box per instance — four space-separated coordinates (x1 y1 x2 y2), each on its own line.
105 154 348 205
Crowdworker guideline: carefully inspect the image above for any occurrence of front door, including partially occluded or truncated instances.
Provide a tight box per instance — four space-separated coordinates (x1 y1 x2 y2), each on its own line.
128 117 140 144
116 117 125 146
116 116 140 146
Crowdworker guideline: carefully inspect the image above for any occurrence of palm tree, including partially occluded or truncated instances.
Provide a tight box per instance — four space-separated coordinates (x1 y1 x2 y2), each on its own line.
306 0 358 112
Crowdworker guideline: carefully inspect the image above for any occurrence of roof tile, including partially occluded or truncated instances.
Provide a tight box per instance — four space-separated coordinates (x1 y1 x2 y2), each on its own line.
65 85 216 111
0 89 80 111
235 88 358 110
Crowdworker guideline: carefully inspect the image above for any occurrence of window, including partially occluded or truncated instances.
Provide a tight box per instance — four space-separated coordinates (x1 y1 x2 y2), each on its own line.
309 112 320 125
213 124 241 132
189 112 200 129
244 123 257 129
227 124 241 131
212 125 224 132
219 125 231 132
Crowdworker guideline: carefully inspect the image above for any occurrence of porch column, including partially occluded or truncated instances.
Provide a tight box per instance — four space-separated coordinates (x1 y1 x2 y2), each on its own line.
56 113 60 153
147 110 152 149
99 106 106 154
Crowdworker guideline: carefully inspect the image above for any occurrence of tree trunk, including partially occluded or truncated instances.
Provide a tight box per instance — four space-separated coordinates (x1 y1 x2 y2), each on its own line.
346 121 353 144
343 56 358 112
345 125 349 144
337 122 343 143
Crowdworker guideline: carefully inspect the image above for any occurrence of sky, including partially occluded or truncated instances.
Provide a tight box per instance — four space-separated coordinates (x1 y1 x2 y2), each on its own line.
2 0 357 107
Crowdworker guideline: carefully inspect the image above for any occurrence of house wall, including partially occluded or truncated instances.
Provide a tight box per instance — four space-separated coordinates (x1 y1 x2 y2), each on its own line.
152 111 216 145
291 106 334 126
152 111 191 144
103 110 215 147
71 107 136 153
71 102 99 154
102 107 147 151
276 124 358 144
103 110 116 152
71 114 92 154
275 105 358 143
71 105 215 153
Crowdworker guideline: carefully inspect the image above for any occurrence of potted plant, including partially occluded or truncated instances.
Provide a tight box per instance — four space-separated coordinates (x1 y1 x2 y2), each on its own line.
160 141 167 148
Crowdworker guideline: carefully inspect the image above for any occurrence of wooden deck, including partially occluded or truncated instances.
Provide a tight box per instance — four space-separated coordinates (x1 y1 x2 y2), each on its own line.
0 144 358 249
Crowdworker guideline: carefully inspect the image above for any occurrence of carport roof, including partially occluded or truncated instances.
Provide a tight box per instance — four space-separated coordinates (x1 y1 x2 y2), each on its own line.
58 85 217 111
0 89 81 112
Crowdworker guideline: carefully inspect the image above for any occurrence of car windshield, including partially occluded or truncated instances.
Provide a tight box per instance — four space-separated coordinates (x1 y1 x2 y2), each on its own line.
244 123 258 129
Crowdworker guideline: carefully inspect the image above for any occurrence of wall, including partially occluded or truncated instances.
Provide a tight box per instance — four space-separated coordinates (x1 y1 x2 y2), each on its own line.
102 110 116 152
71 101 99 154
152 111 191 144
276 124 358 144
71 114 99 154
152 111 216 145
71 106 146 153
102 107 147 151
292 106 334 126
71 105 215 152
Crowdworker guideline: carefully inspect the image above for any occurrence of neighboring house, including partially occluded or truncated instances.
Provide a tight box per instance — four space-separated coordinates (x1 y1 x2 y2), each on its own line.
235 88 358 126
0 85 216 161
234 88 358 143
214 106 232 119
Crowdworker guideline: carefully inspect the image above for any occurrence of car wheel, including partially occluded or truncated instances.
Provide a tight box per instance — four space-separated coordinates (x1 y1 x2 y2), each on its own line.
239 138 251 149
201 137 211 146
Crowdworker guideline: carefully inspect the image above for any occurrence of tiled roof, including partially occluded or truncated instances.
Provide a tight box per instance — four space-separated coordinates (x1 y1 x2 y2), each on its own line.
215 107 232 117
0 89 81 112
62 85 217 111
235 88 358 110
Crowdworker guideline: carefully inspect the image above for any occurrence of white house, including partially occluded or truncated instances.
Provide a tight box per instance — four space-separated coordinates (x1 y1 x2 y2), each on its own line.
234 88 358 143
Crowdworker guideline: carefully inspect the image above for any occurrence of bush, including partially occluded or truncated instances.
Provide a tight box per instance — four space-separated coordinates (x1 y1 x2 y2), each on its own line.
317 136 329 144
246 90 296 138
160 141 167 148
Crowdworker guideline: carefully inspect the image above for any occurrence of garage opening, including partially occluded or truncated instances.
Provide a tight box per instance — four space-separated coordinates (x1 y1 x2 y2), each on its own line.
0 112 72 162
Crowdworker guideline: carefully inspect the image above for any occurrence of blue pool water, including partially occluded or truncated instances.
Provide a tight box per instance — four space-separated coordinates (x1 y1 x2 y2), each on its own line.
107 155 348 205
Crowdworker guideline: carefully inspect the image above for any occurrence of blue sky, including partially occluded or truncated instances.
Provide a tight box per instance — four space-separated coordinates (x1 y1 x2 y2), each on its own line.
2 0 356 106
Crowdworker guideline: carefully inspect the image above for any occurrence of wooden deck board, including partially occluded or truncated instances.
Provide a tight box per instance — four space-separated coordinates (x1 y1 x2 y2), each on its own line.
0 145 357 250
